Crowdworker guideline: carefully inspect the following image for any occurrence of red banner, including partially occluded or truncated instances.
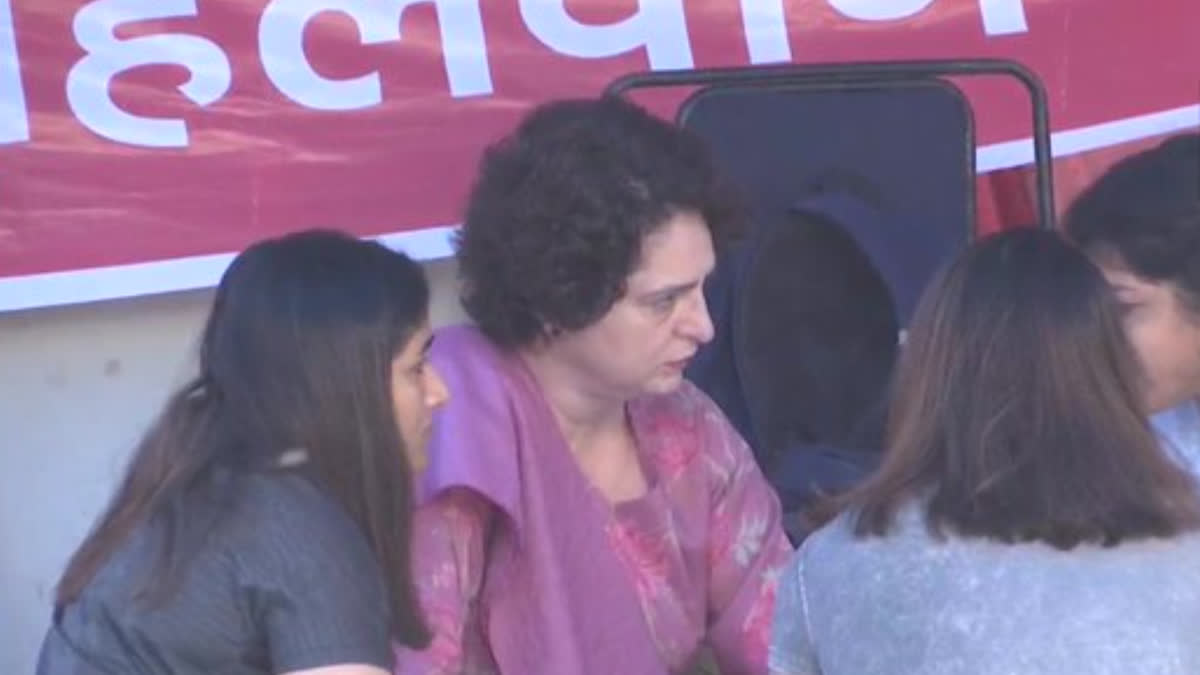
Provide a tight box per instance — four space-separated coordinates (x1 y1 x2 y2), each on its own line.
1 0 1197 310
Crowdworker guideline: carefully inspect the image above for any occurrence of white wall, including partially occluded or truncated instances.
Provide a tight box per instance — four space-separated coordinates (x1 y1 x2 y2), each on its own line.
0 258 465 674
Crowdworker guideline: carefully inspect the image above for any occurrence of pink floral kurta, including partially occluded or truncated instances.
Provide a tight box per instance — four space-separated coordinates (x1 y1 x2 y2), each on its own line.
396 353 793 675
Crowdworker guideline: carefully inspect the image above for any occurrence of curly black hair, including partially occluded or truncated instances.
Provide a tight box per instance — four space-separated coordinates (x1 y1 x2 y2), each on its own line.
455 96 741 350
1064 132 1200 307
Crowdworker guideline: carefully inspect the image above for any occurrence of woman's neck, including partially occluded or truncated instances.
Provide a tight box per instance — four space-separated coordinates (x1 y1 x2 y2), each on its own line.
520 348 629 454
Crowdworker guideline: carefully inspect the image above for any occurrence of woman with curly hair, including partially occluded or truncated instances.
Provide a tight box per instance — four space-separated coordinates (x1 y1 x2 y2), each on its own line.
395 97 792 675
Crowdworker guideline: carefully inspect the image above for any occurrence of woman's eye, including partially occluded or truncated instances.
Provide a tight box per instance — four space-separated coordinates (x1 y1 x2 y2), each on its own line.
649 294 678 313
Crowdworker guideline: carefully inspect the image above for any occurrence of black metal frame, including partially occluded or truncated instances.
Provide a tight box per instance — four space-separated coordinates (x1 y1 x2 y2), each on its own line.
604 59 1056 229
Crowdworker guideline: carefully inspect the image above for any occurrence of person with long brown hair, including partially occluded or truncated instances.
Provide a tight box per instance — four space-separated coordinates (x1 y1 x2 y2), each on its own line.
36 229 448 675
769 228 1200 675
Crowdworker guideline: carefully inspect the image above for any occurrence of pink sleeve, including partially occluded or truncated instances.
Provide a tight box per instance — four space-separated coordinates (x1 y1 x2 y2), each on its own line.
702 403 795 675
394 489 496 675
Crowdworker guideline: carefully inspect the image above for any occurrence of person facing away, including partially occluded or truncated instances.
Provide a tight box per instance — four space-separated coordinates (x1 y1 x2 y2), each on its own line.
769 228 1200 675
394 96 793 675
1064 132 1200 473
36 229 449 675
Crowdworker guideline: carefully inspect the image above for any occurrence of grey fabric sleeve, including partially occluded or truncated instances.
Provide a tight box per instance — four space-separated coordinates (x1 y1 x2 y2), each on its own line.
233 476 394 673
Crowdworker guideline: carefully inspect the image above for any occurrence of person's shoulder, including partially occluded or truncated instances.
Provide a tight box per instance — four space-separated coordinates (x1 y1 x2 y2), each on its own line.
431 324 504 367
1153 399 1200 436
230 474 394 672
1152 400 1200 473
801 511 859 558
638 379 729 431
228 471 373 565
237 470 335 518
429 323 523 398
416 486 496 542
633 380 761 488
802 503 929 565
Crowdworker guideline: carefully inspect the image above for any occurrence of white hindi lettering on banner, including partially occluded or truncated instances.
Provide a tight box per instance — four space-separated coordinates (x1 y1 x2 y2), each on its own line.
740 0 792 64
0 0 30 144
826 0 936 20
978 0 1029 35
518 0 694 69
258 0 493 110
740 0 1030 67
828 0 1028 35
66 0 232 147
5 0 1033 149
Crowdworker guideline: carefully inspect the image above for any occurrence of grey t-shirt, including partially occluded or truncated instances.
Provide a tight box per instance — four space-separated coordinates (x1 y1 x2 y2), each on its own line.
769 503 1200 675
36 470 393 674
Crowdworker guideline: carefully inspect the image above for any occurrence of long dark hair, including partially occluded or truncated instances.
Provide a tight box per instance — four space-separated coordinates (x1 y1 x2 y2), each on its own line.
54 229 431 646
840 228 1200 549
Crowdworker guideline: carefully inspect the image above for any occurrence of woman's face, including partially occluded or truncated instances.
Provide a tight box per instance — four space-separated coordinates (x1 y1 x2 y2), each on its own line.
544 210 718 401
1098 261 1200 413
390 319 449 470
